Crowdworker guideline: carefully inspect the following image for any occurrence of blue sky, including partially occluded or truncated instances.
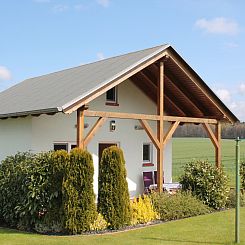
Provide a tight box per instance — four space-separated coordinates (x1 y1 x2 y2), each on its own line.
0 0 244 121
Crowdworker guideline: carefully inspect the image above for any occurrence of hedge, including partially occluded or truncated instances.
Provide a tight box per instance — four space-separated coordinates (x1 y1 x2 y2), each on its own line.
98 146 131 229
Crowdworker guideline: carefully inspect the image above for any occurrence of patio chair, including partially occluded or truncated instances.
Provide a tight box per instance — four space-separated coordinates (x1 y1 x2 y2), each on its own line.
143 171 154 193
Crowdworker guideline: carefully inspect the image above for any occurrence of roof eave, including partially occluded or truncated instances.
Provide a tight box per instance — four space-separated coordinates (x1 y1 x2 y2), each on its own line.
0 107 61 119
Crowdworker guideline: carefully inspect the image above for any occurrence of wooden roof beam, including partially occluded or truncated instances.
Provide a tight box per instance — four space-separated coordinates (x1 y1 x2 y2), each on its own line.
165 69 214 116
138 69 186 116
151 64 204 117
165 76 204 117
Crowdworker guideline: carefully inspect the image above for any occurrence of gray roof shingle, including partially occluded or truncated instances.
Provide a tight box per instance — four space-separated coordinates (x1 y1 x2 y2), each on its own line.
0 44 169 117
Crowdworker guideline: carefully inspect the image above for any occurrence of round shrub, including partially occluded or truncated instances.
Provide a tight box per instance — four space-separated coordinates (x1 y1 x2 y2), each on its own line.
98 146 131 229
63 148 96 234
150 191 210 221
179 160 229 210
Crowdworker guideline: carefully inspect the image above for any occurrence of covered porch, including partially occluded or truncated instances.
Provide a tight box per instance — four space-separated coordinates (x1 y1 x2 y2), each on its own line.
65 48 236 192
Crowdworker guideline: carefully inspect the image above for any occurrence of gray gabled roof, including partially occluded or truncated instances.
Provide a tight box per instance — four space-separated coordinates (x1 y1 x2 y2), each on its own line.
0 44 169 118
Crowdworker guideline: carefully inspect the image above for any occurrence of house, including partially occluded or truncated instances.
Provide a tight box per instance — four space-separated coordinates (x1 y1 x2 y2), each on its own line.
0 44 239 197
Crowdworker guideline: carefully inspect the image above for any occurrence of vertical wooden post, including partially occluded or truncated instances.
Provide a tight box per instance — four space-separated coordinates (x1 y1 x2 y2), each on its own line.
215 122 221 168
77 108 85 149
157 61 164 192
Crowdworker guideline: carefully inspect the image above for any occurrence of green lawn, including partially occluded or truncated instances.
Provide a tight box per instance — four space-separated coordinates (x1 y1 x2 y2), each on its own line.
172 138 245 186
0 208 244 245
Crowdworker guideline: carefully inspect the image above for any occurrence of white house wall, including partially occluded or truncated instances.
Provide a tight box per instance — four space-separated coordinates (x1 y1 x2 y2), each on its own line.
0 79 172 197
0 117 32 160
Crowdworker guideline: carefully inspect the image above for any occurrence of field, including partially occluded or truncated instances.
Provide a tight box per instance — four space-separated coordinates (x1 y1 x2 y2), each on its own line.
172 138 245 186
0 208 244 245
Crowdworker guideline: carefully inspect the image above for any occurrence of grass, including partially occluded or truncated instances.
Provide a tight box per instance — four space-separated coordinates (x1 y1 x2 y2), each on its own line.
0 208 244 245
172 138 245 186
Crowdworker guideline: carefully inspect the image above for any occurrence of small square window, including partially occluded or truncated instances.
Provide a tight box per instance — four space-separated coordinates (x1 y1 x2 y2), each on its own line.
54 143 68 151
106 87 117 103
71 144 77 149
143 143 152 162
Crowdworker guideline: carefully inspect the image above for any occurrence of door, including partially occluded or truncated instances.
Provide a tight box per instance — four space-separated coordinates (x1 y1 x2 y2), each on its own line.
98 143 117 163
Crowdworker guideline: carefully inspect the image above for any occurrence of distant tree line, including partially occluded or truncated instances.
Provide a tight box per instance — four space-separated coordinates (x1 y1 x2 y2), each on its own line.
173 122 245 139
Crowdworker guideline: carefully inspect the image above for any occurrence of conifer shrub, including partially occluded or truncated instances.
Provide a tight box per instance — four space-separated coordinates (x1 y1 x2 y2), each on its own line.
179 160 229 210
98 146 131 229
130 195 159 225
63 148 96 234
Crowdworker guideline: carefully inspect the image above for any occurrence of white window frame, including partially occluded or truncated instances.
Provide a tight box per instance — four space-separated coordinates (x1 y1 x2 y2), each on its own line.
143 143 153 163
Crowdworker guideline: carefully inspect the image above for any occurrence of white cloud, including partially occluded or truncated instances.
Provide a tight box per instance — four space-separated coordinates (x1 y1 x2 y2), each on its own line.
0 66 11 81
215 88 231 103
239 83 245 95
53 4 69 13
195 17 239 35
97 0 110 8
229 101 245 122
97 52 105 60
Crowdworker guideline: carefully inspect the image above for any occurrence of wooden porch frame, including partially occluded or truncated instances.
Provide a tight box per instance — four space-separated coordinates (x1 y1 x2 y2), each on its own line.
77 108 107 149
202 122 221 168
75 59 222 192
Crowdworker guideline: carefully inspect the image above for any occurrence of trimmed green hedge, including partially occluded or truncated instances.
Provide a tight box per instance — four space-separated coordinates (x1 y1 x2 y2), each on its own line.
179 160 229 210
63 148 96 234
98 146 131 229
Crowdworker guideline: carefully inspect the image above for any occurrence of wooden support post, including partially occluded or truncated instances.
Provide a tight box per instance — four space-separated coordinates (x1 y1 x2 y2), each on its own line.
157 61 164 192
215 122 221 168
77 108 85 149
202 122 221 168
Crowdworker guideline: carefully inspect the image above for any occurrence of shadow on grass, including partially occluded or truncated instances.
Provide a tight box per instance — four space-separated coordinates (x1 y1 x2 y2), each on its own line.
0 227 34 236
142 237 231 244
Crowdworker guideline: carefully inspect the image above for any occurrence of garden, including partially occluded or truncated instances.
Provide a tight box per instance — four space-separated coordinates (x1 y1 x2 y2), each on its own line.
0 145 244 238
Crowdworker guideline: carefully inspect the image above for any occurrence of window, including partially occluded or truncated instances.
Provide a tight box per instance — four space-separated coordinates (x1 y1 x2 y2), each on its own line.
54 143 68 151
53 142 76 152
143 143 152 162
106 87 118 105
